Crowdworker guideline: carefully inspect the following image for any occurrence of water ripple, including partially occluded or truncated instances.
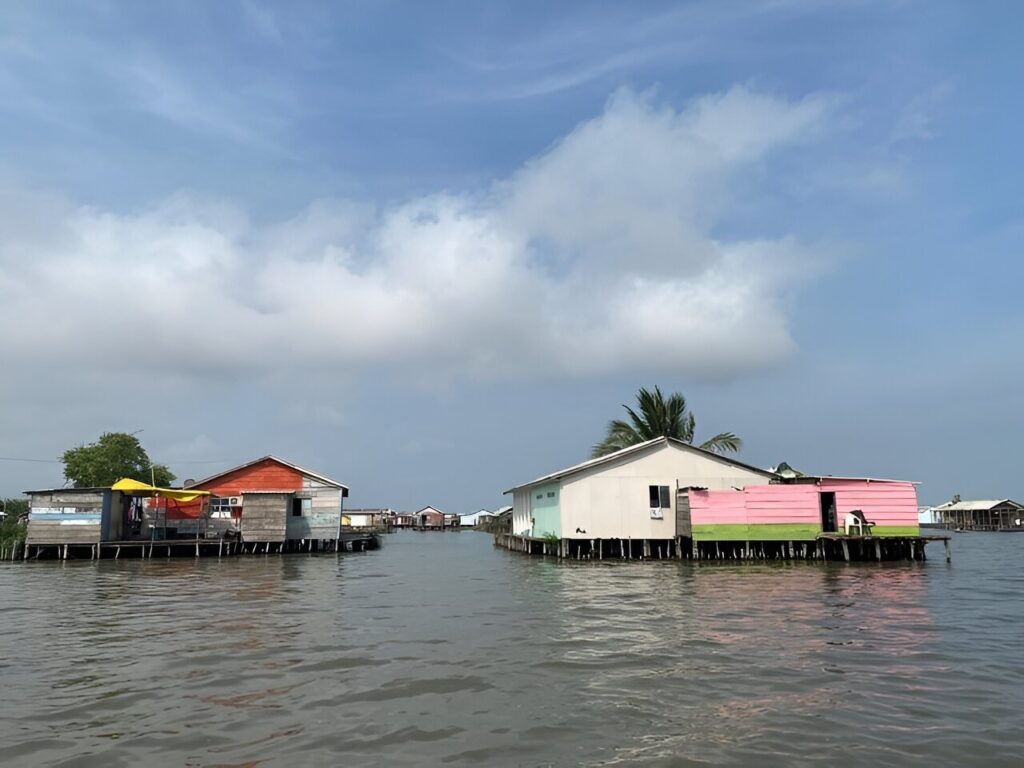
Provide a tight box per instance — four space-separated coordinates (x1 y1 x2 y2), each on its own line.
1 532 1023 766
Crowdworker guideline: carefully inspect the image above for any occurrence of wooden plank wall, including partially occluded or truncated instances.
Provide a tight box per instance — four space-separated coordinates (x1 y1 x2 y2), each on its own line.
675 491 692 537
286 478 341 540
240 493 290 542
26 492 104 544
25 521 101 544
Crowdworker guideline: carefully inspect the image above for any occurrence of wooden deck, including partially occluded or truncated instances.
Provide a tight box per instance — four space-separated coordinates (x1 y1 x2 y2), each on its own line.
20 532 380 561
496 532 951 563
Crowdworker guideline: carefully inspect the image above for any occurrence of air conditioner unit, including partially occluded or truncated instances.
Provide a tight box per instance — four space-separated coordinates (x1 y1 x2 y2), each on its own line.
229 497 242 507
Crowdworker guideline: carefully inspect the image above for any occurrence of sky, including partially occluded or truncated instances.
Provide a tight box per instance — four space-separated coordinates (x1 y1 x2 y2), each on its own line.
1 0 1021 510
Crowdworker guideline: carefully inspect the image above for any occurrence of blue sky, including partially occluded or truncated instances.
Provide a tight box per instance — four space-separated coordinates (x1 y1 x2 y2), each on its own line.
1 1 1021 509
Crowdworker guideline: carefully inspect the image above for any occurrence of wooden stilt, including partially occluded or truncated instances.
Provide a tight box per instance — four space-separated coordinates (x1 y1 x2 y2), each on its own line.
218 538 223 558
598 539 602 560
115 545 120 560
195 541 200 557
841 539 850 562
875 540 882 561
944 538 951 562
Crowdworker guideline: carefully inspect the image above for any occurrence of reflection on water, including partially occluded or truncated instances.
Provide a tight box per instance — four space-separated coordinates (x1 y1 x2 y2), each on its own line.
1 532 1022 766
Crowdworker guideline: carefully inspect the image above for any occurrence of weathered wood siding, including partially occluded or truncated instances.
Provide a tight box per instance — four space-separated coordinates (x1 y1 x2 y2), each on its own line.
26 491 105 544
286 477 341 540
675 491 692 537
240 493 290 542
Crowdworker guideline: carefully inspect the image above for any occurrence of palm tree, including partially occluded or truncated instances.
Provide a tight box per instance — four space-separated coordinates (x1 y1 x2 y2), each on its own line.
591 386 743 458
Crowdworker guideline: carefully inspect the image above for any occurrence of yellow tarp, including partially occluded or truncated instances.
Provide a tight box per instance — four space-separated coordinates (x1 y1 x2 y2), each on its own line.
111 478 212 501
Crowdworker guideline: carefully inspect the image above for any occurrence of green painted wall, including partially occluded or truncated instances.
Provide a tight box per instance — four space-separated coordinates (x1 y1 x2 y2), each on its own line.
692 523 821 541
871 525 920 536
692 523 921 541
531 483 561 537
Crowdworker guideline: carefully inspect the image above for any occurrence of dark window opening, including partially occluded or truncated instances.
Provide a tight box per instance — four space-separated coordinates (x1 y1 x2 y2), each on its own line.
649 485 671 508
291 498 302 517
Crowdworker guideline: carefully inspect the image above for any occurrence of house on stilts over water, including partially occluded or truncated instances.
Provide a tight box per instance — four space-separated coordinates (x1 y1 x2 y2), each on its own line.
498 437 949 562
21 455 376 560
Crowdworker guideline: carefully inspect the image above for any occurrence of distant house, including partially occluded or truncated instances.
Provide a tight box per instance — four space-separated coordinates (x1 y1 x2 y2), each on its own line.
930 499 1024 531
506 437 775 541
388 512 416 528
346 508 390 528
459 509 496 527
415 506 447 529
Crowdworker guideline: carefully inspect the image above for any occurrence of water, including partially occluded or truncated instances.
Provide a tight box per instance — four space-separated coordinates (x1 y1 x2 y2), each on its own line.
0 532 1021 767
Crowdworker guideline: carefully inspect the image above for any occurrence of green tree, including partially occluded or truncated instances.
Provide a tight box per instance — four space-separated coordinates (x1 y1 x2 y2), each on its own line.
62 432 175 488
1 498 29 550
591 386 743 458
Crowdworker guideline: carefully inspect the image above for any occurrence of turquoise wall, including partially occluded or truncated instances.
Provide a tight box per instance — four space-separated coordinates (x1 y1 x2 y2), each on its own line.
531 483 561 536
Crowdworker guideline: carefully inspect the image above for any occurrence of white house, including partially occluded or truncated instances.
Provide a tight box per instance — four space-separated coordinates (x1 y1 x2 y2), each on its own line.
459 509 496 527
505 437 776 541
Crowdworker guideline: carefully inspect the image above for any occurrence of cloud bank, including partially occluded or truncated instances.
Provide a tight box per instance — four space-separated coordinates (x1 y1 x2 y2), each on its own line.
1 87 831 385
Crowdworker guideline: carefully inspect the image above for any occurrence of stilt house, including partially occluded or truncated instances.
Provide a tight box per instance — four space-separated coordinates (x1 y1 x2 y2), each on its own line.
149 456 348 545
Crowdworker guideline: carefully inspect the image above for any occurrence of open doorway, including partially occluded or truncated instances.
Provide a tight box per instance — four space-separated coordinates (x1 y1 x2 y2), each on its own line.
819 492 837 533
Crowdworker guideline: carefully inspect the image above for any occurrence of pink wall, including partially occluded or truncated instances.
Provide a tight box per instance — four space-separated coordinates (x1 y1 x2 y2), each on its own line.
819 479 919 527
688 480 919 527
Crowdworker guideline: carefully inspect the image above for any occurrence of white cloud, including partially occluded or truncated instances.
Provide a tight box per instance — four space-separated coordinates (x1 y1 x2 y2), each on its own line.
0 87 831 389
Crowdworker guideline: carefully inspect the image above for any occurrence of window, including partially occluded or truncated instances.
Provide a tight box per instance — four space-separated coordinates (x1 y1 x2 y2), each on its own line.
547 492 555 498
536 493 543 500
292 498 312 517
649 485 671 509
210 498 234 519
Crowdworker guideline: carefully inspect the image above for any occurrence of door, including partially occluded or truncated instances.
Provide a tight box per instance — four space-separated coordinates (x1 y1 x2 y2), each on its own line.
675 490 692 538
819 492 837 533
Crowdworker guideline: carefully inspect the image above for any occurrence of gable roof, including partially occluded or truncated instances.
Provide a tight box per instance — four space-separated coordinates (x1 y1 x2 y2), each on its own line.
415 505 446 515
932 498 1023 512
504 437 776 494
191 455 348 491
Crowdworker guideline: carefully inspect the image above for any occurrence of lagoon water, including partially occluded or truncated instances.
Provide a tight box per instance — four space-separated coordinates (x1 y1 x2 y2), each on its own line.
1 531 1022 767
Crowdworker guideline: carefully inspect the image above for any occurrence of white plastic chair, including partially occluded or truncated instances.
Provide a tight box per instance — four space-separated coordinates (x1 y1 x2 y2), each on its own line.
843 510 875 536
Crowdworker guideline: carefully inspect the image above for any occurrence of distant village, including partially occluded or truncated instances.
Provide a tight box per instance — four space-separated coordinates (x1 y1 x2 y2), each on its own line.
4 435 1020 564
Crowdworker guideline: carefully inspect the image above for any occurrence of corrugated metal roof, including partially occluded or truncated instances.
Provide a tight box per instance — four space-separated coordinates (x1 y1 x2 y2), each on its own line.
504 437 776 494
932 499 1023 511
23 486 109 494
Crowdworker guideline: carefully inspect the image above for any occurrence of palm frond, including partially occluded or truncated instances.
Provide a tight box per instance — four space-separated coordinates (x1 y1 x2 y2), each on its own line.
591 419 641 457
592 386 744 459
698 432 743 454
